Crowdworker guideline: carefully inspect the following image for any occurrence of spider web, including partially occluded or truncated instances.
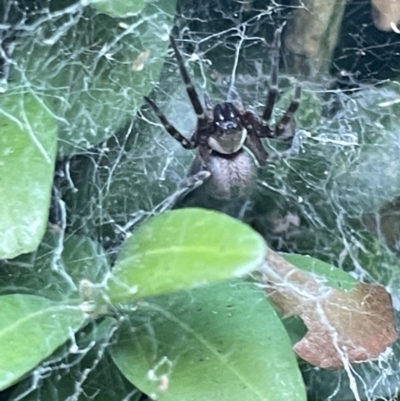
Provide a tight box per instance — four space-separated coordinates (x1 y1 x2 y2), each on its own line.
2 0 400 400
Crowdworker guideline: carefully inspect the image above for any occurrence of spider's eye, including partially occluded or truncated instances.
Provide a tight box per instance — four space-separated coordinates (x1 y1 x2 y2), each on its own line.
214 103 240 130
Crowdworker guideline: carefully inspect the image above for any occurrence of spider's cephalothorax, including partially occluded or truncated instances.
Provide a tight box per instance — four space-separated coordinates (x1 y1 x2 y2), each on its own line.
209 102 247 154
144 27 301 201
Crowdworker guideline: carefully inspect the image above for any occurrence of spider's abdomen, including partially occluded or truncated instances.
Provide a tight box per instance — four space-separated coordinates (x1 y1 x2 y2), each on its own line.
205 150 257 200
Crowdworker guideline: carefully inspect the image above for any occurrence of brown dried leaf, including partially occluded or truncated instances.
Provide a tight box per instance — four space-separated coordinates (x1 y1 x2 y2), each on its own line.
262 251 397 369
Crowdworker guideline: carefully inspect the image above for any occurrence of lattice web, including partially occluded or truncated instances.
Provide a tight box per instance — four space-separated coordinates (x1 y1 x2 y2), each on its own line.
2 0 400 400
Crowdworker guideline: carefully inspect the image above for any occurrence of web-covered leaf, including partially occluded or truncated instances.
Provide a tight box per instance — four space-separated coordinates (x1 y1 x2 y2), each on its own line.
0 294 86 391
2 1 400 401
9 318 141 401
0 91 57 259
0 231 109 302
262 252 397 369
9 0 177 156
107 208 266 303
111 281 306 401
88 0 147 17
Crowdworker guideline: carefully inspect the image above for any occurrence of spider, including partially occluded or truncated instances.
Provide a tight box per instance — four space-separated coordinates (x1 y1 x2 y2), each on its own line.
144 27 301 201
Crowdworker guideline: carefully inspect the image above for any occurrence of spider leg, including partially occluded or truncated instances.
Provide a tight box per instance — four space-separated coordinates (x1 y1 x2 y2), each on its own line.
180 169 211 190
198 142 211 165
169 36 209 132
274 86 301 138
268 129 302 160
244 129 269 166
181 143 212 189
259 25 301 140
261 27 282 123
243 108 300 164
144 96 197 149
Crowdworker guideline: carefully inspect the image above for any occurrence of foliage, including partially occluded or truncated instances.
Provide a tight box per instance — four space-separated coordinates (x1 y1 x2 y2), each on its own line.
0 208 304 401
0 205 395 400
0 91 57 259
1 0 400 401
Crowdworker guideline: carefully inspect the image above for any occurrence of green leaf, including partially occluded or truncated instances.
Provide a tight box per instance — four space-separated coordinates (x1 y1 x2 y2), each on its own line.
107 209 267 303
278 88 322 130
333 81 400 214
0 91 57 259
281 253 358 291
278 315 308 349
354 231 400 293
88 0 146 17
9 318 142 401
11 0 177 156
111 281 306 401
0 294 86 391
1 232 110 302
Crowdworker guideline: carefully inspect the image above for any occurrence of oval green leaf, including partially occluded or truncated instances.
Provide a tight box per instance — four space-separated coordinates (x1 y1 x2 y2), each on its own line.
111 281 306 401
282 253 358 291
10 318 141 401
0 294 86 391
87 0 146 17
107 209 267 303
11 0 177 156
1 232 110 302
0 91 57 259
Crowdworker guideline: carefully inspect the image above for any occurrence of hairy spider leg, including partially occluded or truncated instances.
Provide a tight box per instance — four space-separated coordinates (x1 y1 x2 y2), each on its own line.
269 129 302 160
259 27 301 140
169 35 209 133
144 96 197 149
261 26 282 123
274 85 301 137
244 129 269 166
242 26 301 163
